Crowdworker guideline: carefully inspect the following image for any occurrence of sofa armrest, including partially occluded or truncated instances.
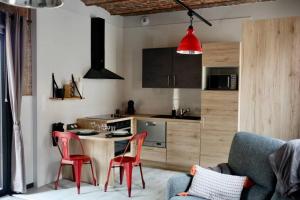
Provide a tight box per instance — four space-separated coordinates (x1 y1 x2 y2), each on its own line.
166 174 193 200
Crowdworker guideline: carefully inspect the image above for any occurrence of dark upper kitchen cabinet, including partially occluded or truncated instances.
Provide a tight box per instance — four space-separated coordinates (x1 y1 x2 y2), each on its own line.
173 50 202 88
142 48 173 88
142 47 202 88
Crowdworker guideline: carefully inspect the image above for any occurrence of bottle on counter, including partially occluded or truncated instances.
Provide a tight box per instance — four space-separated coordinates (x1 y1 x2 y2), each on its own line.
172 108 177 118
127 100 135 115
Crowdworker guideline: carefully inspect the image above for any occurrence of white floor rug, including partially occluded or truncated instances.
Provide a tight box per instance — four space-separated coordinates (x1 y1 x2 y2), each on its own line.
14 167 182 200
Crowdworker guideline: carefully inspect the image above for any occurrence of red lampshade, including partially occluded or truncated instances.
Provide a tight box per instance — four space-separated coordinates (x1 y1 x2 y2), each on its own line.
177 26 202 55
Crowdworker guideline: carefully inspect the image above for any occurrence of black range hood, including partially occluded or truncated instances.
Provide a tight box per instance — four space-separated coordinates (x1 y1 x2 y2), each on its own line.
84 18 124 80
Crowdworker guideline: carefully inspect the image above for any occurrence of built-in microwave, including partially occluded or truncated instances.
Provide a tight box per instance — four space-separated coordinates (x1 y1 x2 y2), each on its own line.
207 74 238 90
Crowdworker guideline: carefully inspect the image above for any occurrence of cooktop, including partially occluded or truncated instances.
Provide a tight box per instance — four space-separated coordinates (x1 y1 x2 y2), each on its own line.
86 114 127 121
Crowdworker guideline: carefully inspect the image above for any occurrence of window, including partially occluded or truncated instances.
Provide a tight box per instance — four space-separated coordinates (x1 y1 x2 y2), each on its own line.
0 14 12 196
0 24 3 193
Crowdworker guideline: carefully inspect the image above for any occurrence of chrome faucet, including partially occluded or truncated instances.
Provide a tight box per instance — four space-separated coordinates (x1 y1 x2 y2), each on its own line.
179 108 190 117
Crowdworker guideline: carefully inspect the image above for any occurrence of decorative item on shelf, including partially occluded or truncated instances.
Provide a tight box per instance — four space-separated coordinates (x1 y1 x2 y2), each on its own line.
71 74 83 99
63 82 73 98
174 0 212 55
52 73 64 100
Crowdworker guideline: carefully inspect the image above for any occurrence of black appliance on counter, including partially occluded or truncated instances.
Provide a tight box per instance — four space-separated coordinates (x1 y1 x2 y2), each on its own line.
127 100 135 115
207 74 238 90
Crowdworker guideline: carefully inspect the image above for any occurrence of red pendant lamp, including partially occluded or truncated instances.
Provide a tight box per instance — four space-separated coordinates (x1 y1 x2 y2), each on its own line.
174 0 212 55
177 11 202 55
177 25 202 55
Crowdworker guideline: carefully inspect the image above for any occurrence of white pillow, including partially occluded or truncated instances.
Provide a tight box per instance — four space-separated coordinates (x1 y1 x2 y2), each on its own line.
188 165 246 200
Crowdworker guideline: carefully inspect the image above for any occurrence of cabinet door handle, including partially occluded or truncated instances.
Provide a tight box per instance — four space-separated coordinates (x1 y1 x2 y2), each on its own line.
173 75 176 87
168 75 170 87
227 76 230 88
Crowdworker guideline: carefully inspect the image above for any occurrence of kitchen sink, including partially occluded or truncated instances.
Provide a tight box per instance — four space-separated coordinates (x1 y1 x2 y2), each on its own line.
151 115 201 121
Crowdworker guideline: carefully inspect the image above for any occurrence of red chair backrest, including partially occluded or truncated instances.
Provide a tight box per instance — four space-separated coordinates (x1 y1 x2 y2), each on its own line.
52 131 84 160
130 131 148 163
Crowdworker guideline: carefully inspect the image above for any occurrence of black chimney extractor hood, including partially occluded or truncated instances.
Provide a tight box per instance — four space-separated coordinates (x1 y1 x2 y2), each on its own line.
84 18 124 80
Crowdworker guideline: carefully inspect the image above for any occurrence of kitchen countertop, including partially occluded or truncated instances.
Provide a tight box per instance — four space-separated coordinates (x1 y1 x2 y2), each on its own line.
129 114 201 123
77 114 201 127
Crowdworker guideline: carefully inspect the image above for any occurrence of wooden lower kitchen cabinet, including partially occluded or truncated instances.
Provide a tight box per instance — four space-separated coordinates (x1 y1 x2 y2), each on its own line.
141 146 166 163
166 121 201 170
200 91 238 167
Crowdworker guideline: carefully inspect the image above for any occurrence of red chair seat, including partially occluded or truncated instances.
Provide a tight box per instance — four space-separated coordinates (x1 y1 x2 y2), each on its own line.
69 155 91 162
112 156 135 163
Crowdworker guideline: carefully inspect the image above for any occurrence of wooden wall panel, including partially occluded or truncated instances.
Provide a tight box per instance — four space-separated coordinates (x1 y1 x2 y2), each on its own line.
239 17 300 140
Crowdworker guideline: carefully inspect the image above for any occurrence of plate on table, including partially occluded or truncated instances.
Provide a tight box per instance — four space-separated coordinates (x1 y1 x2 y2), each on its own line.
106 130 132 138
73 129 99 136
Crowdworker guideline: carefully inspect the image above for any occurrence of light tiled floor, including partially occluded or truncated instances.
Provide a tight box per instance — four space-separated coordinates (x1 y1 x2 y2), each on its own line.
0 197 22 200
2 167 183 200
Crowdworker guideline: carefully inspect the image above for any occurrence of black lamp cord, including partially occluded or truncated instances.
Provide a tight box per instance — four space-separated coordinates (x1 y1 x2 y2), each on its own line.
188 11 193 28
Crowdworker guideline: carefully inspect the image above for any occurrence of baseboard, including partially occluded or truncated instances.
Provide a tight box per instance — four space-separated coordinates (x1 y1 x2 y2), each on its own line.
26 183 34 189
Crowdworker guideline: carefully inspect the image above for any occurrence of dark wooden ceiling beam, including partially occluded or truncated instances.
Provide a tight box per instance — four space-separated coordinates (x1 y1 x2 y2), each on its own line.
82 0 274 16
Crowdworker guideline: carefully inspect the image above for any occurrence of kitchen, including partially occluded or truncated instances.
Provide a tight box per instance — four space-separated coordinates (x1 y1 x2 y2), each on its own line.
52 10 240 188
0 0 298 199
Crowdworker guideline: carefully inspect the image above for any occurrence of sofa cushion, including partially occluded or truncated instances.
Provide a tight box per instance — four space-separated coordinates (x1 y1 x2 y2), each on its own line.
241 185 274 200
228 132 284 199
166 174 193 199
271 192 293 200
188 165 246 200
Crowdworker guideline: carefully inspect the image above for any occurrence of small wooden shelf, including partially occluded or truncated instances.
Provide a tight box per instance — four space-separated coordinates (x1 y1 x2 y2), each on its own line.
49 97 85 100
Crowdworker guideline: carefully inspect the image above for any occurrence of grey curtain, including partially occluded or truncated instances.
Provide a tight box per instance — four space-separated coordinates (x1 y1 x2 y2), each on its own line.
5 13 26 193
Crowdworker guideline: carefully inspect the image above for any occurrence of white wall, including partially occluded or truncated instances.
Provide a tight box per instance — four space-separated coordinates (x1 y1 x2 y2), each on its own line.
32 0 124 187
21 96 34 184
122 0 300 116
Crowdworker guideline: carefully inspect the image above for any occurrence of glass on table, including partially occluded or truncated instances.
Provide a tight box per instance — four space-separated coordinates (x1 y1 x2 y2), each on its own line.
90 122 96 130
110 126 116 132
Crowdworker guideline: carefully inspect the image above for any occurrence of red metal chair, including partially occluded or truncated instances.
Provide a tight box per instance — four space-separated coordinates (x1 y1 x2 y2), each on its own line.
104 131 148 197
52 131 97 194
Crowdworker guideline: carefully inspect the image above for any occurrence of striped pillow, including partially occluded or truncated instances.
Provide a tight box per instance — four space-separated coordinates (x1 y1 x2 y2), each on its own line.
188 165 246 200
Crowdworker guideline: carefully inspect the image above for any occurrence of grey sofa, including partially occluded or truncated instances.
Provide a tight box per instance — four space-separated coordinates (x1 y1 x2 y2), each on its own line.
166 132 292 200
